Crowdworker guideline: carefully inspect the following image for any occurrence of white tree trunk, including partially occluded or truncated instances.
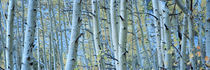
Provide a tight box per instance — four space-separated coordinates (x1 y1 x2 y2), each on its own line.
152 0 163 69
38 0 47 69
180 15 188 70
92 0 105 69
118 0 128 70
21 0 38 69
206 0 210 67
134 0 147 68
6 0 15 69
186 1 196 69
110 0 119 69
58 0 64 70
36 20 40 70
65 0 82 70
159 0 172 69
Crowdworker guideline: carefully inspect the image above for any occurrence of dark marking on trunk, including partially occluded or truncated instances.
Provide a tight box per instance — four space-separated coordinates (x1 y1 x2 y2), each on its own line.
29 62 33 65
78 17 82 23
178 30 182 40
5 14 7 19
207 18 210 22
29 43 35 48
99 45 101 50
80 0 82 3
120 16 124 21
163 10 165 12
12 6 15 11
123 27 126 30
164 24 169 30
27 57 31 61
33 9 37 12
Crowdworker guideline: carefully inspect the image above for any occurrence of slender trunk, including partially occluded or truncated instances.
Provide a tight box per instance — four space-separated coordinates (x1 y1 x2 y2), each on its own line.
110 0 119 69
92 0 105 69
197 0 206 68
65 0 82 69
39 1 47 69
131 0 144 69
51 0 58 69
186 0 196 69
180 15 188 70
58 0 64 70
47 0 53 69
134 0 145 68
159 0 172 69
21 0 37 69
118 0 128 70
152 0 163 69
36 18 40 70
20 0 25 69
5 0 15 69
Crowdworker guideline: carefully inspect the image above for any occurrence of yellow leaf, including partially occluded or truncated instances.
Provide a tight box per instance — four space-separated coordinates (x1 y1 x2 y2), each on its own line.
189 53 194 59
197 52 201 57
187 62 191 65
205 63 210 68
197 46 201 49
199 67 204 70
205 56 209 61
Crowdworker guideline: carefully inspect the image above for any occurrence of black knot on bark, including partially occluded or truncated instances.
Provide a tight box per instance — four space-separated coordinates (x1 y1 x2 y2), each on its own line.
27 57 31 61
71 58 75 61
33 9 37 12
29 62 33 65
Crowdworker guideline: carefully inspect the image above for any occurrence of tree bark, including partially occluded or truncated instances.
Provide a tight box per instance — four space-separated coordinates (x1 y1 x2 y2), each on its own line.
21 0 38 69
180 15 188 70
152 0 163 69
65 0 82 69
118 0 128 70
159 0 172 69
92 0 105 69
206 0 210 68
6 0 15 69
110 0 119 69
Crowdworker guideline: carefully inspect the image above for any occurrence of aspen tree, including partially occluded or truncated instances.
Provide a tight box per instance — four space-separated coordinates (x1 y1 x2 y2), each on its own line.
5 0 15 69
65 0 82 69
152 0 163 69
21 0 38 69
159 0 172 69
118 0 128 70
180 15 188 70
206 0 210 68
92 0 105 69
110 0 119 69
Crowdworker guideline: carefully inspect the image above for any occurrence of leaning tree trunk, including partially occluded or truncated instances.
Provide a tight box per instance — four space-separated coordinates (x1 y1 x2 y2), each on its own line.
206 0 210 68
5 0 15 70
65 0 82 70
118 0 128 70
21 0 38 70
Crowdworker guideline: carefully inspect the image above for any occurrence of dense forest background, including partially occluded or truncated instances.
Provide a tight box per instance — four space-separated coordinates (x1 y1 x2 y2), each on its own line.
0 0 210 70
